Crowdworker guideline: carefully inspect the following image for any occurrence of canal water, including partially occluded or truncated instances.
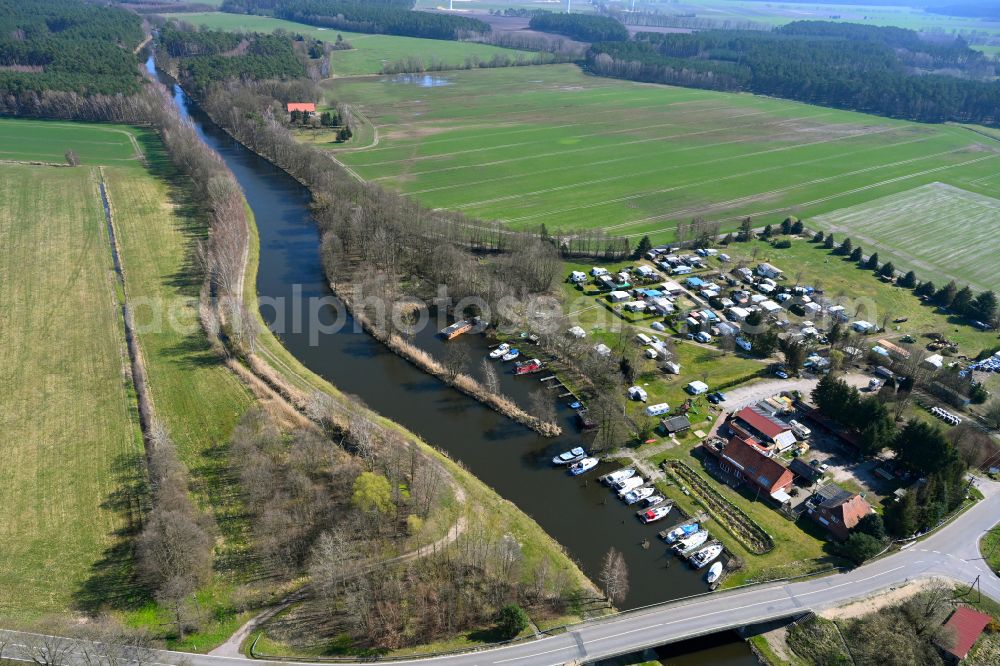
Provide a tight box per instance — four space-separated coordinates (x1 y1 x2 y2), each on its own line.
147 56 757 664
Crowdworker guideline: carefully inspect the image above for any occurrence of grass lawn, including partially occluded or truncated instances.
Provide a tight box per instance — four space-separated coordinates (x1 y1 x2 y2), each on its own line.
980 527 1000 576
324 64 1000 238
720 238 1000 357
164 12 527 77
0 117 142 165
0 162 141 623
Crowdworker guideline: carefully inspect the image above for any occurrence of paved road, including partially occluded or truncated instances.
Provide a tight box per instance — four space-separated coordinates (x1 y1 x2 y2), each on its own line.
3 478 999 666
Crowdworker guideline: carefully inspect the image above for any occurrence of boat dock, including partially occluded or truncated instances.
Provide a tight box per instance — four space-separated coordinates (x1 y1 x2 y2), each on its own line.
440 319 473 340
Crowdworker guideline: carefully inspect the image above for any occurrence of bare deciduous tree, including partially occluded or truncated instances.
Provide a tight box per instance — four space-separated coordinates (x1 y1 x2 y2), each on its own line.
599 547 629 606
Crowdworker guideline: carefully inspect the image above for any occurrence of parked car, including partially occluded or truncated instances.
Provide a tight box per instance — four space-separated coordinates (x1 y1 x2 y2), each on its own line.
775 369 789 379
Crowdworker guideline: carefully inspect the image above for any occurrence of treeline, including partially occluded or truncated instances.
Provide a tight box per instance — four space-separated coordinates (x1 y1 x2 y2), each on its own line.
816 230 998 328
162 24 306 94
0 0 144 96
604 8 772 32
221 0 491 40
587 21 1000 125
529 12 629 42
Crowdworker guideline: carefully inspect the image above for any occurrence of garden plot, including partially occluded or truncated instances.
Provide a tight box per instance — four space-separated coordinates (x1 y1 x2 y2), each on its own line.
814 182 1000 292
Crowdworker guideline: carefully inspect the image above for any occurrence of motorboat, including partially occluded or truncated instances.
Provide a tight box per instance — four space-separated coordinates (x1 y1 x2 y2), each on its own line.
663 522 699 544
622 486 654 505
672 529 708 553
615 476 645 496
489 343 510 359
640 505 672 524
552 447 586 465
514 358 541 374
569 457 598 476
639 494 665 509
690 544 724 569
568 401 582 410
502 348 520 362
706 561 724 584
602 468 636 486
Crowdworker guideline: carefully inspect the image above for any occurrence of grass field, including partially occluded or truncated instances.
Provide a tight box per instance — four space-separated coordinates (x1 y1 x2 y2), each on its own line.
813 182 1000 293
0 162 141 623
324 65 1000 239
0 118 141 165
165 12 527 77
0 118 253 635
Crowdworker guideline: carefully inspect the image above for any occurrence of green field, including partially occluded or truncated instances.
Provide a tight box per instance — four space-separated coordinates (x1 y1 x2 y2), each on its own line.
165 12 527 77
0 161 141 622
0 118 140 165
0 118 252 632
814 182 1000 293
325 65 1000 240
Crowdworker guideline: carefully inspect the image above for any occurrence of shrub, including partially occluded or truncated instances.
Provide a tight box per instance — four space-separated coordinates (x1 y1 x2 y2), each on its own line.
495 603 530 639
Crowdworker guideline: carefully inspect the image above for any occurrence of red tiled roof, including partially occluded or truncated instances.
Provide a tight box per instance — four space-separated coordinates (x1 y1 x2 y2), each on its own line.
833 493 871 530
941 606 992 659
287 102 316 112
720 436 793 494
734 406 789 440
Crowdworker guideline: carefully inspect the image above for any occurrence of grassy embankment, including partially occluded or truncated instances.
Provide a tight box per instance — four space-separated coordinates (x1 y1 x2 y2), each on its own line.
163 12 527 77
323 64 999 241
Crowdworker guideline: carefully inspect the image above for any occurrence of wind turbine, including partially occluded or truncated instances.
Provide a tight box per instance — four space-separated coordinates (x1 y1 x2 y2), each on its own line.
566 0 571 13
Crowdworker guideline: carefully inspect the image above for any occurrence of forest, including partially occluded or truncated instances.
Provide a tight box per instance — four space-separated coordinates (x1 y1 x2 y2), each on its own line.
221 0 491 40
587 21 1000 125
0 0 144 96
528 12 630 42
161 24 306 94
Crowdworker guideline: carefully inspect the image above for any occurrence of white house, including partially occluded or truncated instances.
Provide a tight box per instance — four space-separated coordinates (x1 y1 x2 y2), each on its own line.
757 262 783 279
569 271 587 283
568 325 586 339
608 290 630 303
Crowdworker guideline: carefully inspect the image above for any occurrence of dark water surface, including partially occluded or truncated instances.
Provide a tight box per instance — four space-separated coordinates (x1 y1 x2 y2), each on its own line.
147 56 756 664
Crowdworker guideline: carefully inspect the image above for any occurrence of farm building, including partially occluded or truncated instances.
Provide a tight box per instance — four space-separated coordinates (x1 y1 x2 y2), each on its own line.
729 406 796 451
806 484 872 540
937 606 993 661
287 102 316 114
708 436 794 503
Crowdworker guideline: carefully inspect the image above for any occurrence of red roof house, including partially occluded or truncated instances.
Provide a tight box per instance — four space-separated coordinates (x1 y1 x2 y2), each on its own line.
729 406 796 450
287 102 316 113
938 606 993 660
806 483 872 540
712 436 794 503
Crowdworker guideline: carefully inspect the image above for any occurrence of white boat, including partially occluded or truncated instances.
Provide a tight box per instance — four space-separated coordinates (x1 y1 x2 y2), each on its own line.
623 486 654 505
690 544 724 569
639 494 665 509
664 523 700 544
552 446 586 465
673 529 708 553
706 561 724 584
602 468 636 486
502 348 520 361
489 343 510 359
569 457 598 476
616 476 645 495
640 505 672 524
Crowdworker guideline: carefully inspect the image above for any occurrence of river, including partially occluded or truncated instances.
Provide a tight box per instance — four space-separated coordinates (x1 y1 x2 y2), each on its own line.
147 56 757 665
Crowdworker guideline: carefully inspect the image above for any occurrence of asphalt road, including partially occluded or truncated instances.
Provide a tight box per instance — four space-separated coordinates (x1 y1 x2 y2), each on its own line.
3 478 999 666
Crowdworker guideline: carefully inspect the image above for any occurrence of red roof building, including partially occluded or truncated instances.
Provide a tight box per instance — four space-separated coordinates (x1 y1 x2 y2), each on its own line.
938 606 993 660
729 406 796 450
711 436 794 503
287 102 316 113
806 483 872 540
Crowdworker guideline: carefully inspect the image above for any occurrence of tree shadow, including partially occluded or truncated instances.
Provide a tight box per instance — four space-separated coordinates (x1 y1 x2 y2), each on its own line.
73 451 153 614
158 331 227 369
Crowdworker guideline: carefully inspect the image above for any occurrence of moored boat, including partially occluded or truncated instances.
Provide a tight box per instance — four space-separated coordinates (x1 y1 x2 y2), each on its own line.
569 457 598 476
514 358 542 374
440 319 473 340
502 348 520 361
689 543 724 569
602 468 636 486
639 494 665 509
640 505 672 524
615 476 645 496
552 446 586 465
489 343 510 359
672 529 708 554
706 561 724 584
663 522 699 544
623 486 654 505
